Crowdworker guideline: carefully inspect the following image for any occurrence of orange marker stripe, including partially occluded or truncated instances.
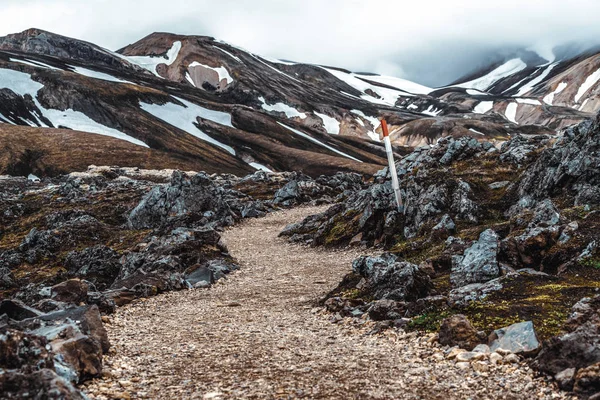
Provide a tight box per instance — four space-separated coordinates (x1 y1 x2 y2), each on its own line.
381 119 390 137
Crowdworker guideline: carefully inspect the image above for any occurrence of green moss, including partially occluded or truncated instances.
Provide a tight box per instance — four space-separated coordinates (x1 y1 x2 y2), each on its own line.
580 257 600 270
406 310 452 332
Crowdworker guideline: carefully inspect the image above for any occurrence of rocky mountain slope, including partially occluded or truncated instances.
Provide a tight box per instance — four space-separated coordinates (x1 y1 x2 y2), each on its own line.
4 29 600 178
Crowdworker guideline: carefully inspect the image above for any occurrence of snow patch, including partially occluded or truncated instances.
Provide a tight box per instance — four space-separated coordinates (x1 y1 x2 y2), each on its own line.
505 103 518 124
455 58 527 91
46 107 149 147
579 98 590 111
466 89 489 96
422 105 441 116
543 82 568 105
0 68 147 147
259 96 306 119
212 46 242 63
9 58 61 71
321 67 411 106
354 74 432 95
514 62 558 96
469 128 485 136
69 66 133 84
249 162 273 172
314 112 340 135
350 109 381 141
185 72 196 87
188 61 233 84
124 41 182 77
575 67 600 103
252 55 302 84
277 122 361 162
140 96 235 154
473 101 494 114
27 174 40 182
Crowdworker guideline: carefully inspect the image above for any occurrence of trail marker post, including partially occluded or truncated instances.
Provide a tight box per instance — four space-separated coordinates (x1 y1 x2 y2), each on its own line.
381 119 403 213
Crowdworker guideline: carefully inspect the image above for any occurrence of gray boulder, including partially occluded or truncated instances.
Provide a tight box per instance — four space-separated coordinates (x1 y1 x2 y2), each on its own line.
352 254 432 301
489 321 541 356
450 229 500 288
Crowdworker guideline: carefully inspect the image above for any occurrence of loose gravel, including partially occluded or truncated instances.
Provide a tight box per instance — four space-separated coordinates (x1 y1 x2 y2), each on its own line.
83 206 568 399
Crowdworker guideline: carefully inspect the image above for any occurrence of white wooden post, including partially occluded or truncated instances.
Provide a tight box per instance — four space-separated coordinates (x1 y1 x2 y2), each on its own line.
381 119 403 212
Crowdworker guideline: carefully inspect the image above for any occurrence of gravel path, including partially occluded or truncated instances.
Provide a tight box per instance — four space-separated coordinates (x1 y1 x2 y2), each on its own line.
84 206 566 400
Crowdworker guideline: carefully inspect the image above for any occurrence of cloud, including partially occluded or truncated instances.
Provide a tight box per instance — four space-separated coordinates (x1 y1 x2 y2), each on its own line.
2 0 600 86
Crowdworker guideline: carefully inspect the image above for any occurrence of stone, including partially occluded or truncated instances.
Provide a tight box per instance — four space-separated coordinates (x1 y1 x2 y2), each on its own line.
489 352 503 365
450 229 499 288
352 254 432 301
0 369 86 399
0 329 54 370
446 347 467 360
438 314 484 351
456 351 486 362
64 245 122 290
472 344 491 354
489 321 541 356
518 114 600 205
489 181 510 190
455 361 471 370
36 305 110 353
554 368 576 391
367 300 406 321
533 296 600 376
0 299 43 321
432 214 456 235
574 363 600 396
51 279 89 304
448 279 503 307
472 361 490 373
504 353 520 364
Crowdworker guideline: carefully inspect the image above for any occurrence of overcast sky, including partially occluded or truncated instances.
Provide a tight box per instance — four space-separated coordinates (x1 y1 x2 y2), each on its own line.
2 0 600 86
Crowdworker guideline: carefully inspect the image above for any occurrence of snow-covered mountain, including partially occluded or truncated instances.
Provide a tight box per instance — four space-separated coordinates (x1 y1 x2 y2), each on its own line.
1 28 600 177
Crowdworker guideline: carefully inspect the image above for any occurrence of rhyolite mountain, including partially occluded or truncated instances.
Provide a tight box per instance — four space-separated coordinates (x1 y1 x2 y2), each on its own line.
2 28 600 177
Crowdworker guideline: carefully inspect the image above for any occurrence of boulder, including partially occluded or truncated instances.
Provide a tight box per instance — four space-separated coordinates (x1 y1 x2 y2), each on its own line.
0 299 43 321
450 229 500 288
0 369 85 400
518 115 600 205
533 296 600 376
574 362 600 396
438 314 484 351
51 279 89 304
64 245 122 290
0 329 54 370
367 299 407 321
488 321 541 356
35 305 110 353
127 171 237 230
352 254 432 301
431 214 456 238
0 266 15 289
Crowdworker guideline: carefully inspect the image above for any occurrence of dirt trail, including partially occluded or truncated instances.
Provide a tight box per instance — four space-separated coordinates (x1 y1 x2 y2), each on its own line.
84 206 564 400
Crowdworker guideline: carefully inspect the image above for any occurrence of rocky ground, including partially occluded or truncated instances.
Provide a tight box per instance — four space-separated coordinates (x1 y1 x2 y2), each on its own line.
82 206 567 400
4 110 600 398
0 167 365 398
281 113 600 398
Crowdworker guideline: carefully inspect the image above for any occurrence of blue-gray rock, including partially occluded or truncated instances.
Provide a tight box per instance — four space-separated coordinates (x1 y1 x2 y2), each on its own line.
450 229 500 288
489 321 541 356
